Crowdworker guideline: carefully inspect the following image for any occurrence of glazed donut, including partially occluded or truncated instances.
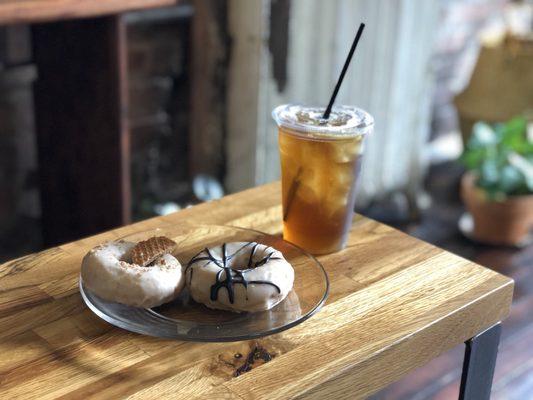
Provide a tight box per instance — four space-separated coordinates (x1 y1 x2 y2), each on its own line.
81 240 185 308
185 242 294 313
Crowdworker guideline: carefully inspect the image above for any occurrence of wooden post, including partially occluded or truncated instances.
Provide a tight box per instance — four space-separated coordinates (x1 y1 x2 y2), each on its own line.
225 0 270 192
189 0 228 180
32 16 131 246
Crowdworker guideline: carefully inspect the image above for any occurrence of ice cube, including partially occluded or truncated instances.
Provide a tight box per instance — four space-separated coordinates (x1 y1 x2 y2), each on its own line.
333 165 354 186
296 181 319 205
328 138 362 163
324 187 349 216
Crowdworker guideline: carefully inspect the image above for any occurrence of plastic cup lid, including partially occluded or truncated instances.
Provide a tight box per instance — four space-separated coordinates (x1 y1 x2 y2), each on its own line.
272 104 374 139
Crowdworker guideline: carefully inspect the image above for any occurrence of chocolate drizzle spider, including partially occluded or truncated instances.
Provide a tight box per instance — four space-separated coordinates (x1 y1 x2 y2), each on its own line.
185 242 283 303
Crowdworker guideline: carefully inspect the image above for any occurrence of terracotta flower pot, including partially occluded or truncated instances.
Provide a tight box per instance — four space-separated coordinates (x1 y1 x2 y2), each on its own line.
461 172 533 246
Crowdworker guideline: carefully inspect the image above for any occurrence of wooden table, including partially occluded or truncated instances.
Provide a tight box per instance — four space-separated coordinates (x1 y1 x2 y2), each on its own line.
0 182 513 399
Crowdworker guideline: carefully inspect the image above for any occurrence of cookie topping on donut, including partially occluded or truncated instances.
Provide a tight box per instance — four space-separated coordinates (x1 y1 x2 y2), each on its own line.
186 242 283 304
131 236 176 267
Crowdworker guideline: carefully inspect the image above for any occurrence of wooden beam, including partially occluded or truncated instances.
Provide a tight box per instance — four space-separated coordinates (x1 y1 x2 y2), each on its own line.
32 16 131 246
225 0 269 192
0 0 180 25
189 0 228 180
224 0 290 192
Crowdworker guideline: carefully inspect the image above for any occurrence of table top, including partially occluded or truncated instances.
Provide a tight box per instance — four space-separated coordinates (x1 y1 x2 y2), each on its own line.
0 182 513 399
0 0 179 25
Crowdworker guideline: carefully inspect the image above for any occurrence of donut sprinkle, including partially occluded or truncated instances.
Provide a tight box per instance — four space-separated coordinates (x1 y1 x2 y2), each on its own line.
186 242 283 304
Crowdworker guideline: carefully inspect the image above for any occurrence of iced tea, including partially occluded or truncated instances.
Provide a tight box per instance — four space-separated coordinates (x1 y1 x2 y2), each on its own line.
273 105 373 254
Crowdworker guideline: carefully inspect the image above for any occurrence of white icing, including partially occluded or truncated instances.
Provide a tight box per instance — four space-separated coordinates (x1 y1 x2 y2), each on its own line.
81 240 184 308
186 242 294 313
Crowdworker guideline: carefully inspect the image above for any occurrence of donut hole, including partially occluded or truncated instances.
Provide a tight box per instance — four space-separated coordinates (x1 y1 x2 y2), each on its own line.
227 248 272 271
119 249 134 264
231 263 256 271
117 243 167 268
120 254 133 263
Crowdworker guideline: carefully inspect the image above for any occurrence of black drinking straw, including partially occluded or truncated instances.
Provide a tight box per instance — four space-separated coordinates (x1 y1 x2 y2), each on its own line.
284 23 366 223
323 23 365 119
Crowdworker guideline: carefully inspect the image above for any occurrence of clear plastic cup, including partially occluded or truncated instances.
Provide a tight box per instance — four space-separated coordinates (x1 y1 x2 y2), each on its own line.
272 104 373 254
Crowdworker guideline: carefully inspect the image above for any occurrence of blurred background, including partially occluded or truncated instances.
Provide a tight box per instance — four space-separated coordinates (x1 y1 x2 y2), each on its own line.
0 0 531 398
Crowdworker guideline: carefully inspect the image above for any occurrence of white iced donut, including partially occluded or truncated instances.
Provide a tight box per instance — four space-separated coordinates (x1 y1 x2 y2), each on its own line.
185 242 294 313
81 240 185 308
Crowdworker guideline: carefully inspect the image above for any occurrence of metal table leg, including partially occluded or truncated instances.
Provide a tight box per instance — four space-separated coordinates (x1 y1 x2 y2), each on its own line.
459 322 502 400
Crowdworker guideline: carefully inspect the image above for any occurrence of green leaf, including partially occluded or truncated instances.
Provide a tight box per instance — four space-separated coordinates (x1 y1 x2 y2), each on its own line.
470 122 497 148
499 165 524 193
508 152 533 193
479 159 500 184
460 116 533 197
460 148 485 169
501 116 528 152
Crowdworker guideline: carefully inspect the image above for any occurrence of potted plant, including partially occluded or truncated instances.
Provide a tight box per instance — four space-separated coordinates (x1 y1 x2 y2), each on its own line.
460 116 533 246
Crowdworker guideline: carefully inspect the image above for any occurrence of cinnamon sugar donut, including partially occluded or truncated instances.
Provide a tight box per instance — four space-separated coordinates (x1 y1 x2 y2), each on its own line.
185 242 294 313
81 240 184 308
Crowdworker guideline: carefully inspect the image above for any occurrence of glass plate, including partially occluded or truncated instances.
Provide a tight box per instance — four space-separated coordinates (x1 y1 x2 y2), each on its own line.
79 225 329 342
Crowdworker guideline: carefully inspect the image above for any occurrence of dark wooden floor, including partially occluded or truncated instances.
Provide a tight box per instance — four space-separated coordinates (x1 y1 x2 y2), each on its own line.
370 163 533 400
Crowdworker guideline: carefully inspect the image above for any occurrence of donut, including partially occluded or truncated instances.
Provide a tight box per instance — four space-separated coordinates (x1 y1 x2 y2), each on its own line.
81 240 185 308
185 242 294 313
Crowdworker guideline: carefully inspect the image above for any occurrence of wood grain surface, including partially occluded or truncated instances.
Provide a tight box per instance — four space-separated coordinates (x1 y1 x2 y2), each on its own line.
0 0 179 25
0 182 513 399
